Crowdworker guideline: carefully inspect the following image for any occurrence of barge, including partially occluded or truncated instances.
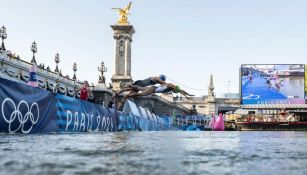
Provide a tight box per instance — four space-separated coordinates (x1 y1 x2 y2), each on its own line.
227 104 307 131
236 121 307 131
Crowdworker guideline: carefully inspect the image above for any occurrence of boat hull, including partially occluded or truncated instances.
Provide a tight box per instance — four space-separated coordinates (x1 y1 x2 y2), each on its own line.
236 122 307 131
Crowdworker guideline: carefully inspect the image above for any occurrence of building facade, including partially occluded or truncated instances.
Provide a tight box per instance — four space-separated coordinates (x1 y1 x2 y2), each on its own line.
161 75 240 115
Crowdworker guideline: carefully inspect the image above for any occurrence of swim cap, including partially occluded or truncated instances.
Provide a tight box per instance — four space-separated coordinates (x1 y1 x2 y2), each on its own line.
159 75 166 81
173 85 181 93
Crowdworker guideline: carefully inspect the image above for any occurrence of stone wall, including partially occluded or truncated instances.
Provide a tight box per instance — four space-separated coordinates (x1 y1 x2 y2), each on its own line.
133 95 190 116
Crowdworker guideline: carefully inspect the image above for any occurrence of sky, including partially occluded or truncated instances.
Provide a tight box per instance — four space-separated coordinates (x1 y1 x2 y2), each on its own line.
1 0 307 97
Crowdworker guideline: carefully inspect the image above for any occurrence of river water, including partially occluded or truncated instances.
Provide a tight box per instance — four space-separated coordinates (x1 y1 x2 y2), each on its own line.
0 131 307 175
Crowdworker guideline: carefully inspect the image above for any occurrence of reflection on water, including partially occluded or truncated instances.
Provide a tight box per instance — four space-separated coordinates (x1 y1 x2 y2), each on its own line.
0 131 307 175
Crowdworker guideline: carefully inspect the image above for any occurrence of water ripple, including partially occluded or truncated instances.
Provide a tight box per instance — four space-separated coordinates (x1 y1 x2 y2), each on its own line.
0 131 306 175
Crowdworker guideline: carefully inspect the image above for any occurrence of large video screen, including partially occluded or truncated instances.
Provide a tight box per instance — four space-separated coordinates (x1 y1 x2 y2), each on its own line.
305 65 307 98
241 64 305 104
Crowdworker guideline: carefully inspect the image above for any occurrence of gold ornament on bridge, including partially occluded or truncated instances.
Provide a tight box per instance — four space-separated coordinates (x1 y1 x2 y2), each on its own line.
112 2 132 24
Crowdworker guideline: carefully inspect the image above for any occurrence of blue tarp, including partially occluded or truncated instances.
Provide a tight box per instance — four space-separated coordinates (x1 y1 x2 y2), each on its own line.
118 100 172 131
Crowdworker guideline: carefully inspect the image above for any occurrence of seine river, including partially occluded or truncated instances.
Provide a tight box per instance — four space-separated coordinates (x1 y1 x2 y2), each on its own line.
0 131 307 175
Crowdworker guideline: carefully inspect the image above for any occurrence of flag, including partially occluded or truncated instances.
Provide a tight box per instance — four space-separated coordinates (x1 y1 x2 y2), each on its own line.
27 63 38 87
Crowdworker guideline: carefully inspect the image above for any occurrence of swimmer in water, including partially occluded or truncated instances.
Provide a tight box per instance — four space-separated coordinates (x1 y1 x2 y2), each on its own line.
266 77 272 88
117 83 194 109
112 75 166 98
248 70 252 82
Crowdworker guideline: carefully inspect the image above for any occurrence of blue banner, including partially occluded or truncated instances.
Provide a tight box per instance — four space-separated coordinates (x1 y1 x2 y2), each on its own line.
0 78 118 133
0 77 171 133
0 78 57 133
56 94 117 132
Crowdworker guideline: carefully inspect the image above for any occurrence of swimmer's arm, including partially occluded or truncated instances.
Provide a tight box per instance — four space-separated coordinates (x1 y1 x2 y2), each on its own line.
151 77 166 85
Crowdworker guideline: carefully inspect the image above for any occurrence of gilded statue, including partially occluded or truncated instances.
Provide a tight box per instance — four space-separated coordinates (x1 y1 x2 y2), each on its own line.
112 2 132 24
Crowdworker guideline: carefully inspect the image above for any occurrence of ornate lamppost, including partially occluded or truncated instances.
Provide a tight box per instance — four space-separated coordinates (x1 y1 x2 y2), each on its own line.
73 62 77 80
97 61 107 83
54 53 60 73
31 41 37 63
0 26 7 51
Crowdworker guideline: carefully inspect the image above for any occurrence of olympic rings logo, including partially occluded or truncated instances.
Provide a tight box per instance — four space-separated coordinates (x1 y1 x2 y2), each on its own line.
1 98 39 134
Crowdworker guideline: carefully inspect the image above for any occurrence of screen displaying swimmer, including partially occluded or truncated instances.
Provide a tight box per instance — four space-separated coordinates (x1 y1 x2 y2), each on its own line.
241 64 305 104
305 65 307 98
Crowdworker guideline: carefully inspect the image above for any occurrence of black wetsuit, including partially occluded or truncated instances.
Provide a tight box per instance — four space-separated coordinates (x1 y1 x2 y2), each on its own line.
132 77 157 87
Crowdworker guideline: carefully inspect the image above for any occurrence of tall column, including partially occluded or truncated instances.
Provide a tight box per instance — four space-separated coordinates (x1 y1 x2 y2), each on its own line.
111 24 135 91
127 38 132 76
124 38 129 76
113 39 118 75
